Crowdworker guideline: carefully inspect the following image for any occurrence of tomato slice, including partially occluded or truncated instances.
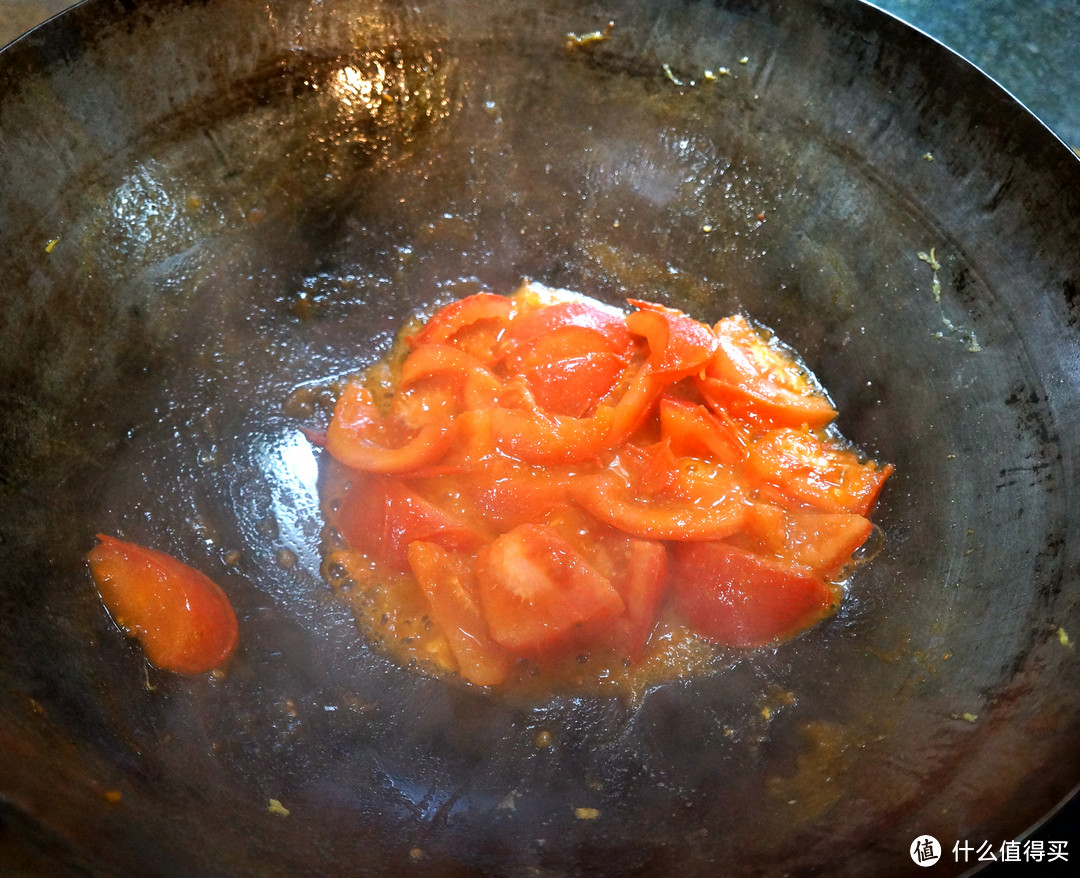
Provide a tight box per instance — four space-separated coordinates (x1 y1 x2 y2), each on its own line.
86 535 239 674
746 428 893 515
520 351 626 418
409 293 512 361
474 524 626 654
670 541 834 647
399 343 504 410
700 315 836 428
626 300 718 380
326 382 455 474
500 296 634 358
485 404 615 465
607 539 668 659
571 458 748 540
337 472 486 570
407 541 513 686
735 503 874 577
659 396 746 466
466 459 578 530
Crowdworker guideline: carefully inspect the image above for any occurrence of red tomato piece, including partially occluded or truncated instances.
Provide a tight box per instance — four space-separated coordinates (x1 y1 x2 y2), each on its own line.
606 364 667 445
86 535 239 674
474 524 626 654
409 293 512 357
466 459 577 530
659 396 746 466
485 404 615 465
399 343 504 410
626 300 718 380
746 428 893 515
700 315 837 428
607 539 668 659
337 473 486 570
735 503 874 578
407 541 513 686
571 459 748 541
670 541 834 647
326 382 455 474
521 352 626 418
500 297 634 358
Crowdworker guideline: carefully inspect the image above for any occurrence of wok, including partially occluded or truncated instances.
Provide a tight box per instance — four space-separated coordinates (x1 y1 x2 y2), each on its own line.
1 0 1078 874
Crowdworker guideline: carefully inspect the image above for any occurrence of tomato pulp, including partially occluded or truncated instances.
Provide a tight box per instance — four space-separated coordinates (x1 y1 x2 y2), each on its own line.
312 282 892 691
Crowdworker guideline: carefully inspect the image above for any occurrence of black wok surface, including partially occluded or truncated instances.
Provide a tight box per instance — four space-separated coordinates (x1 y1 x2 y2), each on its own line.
1 0 1078 875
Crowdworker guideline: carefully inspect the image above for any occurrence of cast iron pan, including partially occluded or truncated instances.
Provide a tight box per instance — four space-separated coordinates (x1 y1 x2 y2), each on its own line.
1 0 1078 875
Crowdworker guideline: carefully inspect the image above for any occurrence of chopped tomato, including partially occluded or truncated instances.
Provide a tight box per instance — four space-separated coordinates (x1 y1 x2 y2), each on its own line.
571 458 748 541
408 541 513 686
659 395 745 466
86 535 238 674
746 428 893 515
502 325 627 417
735 503 874 577
485 404 615 465
326 382 455 474
398 343 503 410
700 314 836 428
500 296 634 358
670 541 834 648
409 293 512 362
626 300 718 380
337 472 486 570
474 524 625 654
466 459 577 530
607 539 668 658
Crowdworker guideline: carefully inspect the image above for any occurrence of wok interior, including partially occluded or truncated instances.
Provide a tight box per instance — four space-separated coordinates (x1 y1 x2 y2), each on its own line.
1 0 1078 874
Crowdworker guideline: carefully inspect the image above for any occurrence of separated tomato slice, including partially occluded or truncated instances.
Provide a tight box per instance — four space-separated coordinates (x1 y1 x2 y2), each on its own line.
407 541 513 686
474 524 626 655
626 300 718 380
746 428 893 515
700 315 836 428
326 382 455 474
337 472 486 570
87 535 239 674
671 541 834 648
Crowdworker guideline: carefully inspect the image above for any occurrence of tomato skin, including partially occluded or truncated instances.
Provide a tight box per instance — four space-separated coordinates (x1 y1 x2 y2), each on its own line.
86 535 238 674
326 382 455 474
485 405 615 465
474 524 626 655
701 315 836 429
626 300 718 380
670 541 834 648
746 428 893 515
410 293 512 353
407 541 513 686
